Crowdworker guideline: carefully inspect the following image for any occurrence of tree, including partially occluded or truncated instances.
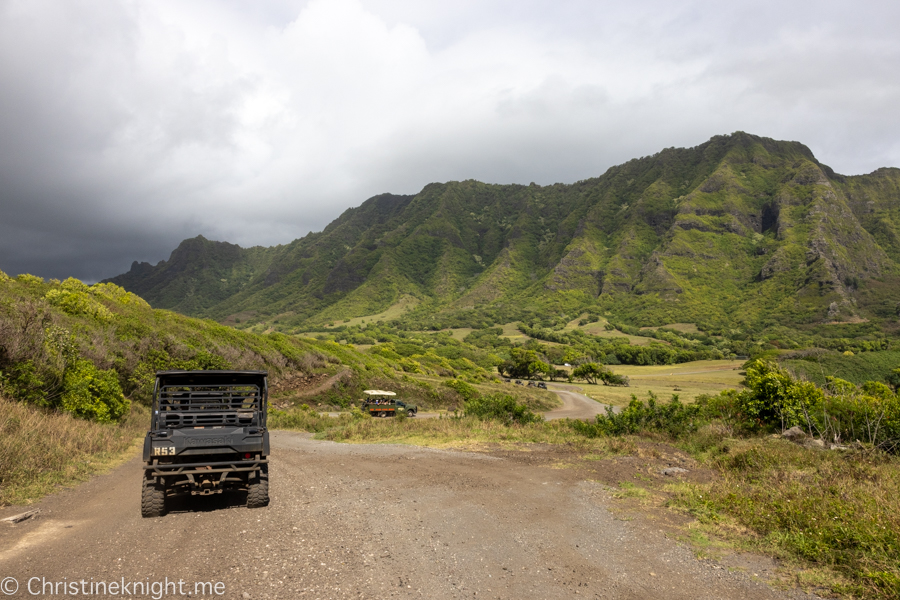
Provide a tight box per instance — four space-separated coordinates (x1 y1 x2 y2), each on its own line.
499 348 550 380
550 368 568 382
572 362 607 385
572 362 630 386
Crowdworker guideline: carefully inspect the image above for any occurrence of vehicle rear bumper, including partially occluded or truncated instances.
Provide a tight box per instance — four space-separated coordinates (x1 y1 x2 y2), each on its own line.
143 428 269 461
143 457 267 477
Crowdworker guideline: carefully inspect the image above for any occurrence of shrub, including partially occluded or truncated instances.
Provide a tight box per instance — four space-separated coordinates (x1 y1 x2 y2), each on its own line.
737 359 824 432
16 274 43 285
398 357 423 373
61 359 130 423
702 364 900 451
44 278 114 322
444 379 479 401
571 392 705 438
0 360 49 405
463 393 541 425
89 282 150 308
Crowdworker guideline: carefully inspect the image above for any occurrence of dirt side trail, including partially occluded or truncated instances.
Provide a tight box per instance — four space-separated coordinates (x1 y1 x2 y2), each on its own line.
0 431 815 600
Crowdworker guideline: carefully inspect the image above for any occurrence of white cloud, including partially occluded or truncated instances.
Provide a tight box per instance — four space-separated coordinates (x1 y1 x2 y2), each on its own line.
1 0 899 280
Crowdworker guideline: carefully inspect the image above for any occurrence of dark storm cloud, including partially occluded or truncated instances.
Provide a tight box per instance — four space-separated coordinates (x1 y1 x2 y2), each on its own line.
1 0 899 282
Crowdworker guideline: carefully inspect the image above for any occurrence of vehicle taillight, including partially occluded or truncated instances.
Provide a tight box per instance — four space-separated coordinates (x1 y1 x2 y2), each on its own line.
244 453 251 459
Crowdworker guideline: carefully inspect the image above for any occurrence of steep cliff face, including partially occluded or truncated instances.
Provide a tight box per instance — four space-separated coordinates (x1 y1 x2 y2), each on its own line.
106 133 900 331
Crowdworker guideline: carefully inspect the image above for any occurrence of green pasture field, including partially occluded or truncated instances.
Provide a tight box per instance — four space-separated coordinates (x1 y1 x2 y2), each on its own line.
562 315 658 346
640 322 701 334
323 295 420 328
570 360 745 407
442 327 474 341
499 321 531 342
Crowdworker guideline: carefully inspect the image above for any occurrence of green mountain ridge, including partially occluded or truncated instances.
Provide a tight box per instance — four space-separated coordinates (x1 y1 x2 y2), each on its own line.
106 132 900 334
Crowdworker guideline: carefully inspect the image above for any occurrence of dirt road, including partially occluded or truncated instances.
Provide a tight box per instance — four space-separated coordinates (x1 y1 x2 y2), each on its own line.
326 386 612 421
544 386 618 420
0 431 811 600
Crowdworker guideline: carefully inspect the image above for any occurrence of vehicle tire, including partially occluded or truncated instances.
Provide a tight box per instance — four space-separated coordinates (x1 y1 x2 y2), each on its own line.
141 477 167 518
247 464 269 509
409 409 416 417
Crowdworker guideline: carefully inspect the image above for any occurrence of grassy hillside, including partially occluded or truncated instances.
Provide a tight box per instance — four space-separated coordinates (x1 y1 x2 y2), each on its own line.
0 272 360 413
0 270 540 417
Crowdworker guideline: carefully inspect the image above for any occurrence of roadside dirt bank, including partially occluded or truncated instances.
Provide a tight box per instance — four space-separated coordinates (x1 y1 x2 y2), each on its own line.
0 431 818 600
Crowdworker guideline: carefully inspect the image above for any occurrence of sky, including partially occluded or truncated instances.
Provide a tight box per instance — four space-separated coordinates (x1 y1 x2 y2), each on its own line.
1 0 899 282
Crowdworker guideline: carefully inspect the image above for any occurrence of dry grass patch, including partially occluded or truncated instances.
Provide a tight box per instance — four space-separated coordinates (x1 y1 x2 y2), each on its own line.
0 396 147 506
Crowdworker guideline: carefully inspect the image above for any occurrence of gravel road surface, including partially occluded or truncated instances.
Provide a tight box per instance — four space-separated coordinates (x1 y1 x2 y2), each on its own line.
0 431 811 600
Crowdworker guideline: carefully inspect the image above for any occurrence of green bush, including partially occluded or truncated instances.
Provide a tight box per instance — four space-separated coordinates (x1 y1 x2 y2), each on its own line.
444 379 479 401
61 359 130 423
820 378 900 451
0 360 48 405
738 359 824 431
702 363 900 451
571 392 704 438
44 279 113 322
463 393 541 425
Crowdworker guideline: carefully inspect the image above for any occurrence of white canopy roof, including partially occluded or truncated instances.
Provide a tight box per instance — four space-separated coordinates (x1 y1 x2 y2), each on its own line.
363 389 396 396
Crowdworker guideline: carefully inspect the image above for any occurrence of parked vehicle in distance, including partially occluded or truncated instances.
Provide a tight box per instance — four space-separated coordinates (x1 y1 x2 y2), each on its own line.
141 370 270 518
360 389 417 417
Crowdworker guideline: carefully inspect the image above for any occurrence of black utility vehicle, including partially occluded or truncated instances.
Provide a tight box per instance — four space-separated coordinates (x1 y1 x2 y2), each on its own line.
141 370 270 518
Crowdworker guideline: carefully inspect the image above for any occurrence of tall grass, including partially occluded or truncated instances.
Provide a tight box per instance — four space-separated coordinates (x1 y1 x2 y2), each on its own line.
669 433 900 599
0 396 147 506
268 405 360 432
